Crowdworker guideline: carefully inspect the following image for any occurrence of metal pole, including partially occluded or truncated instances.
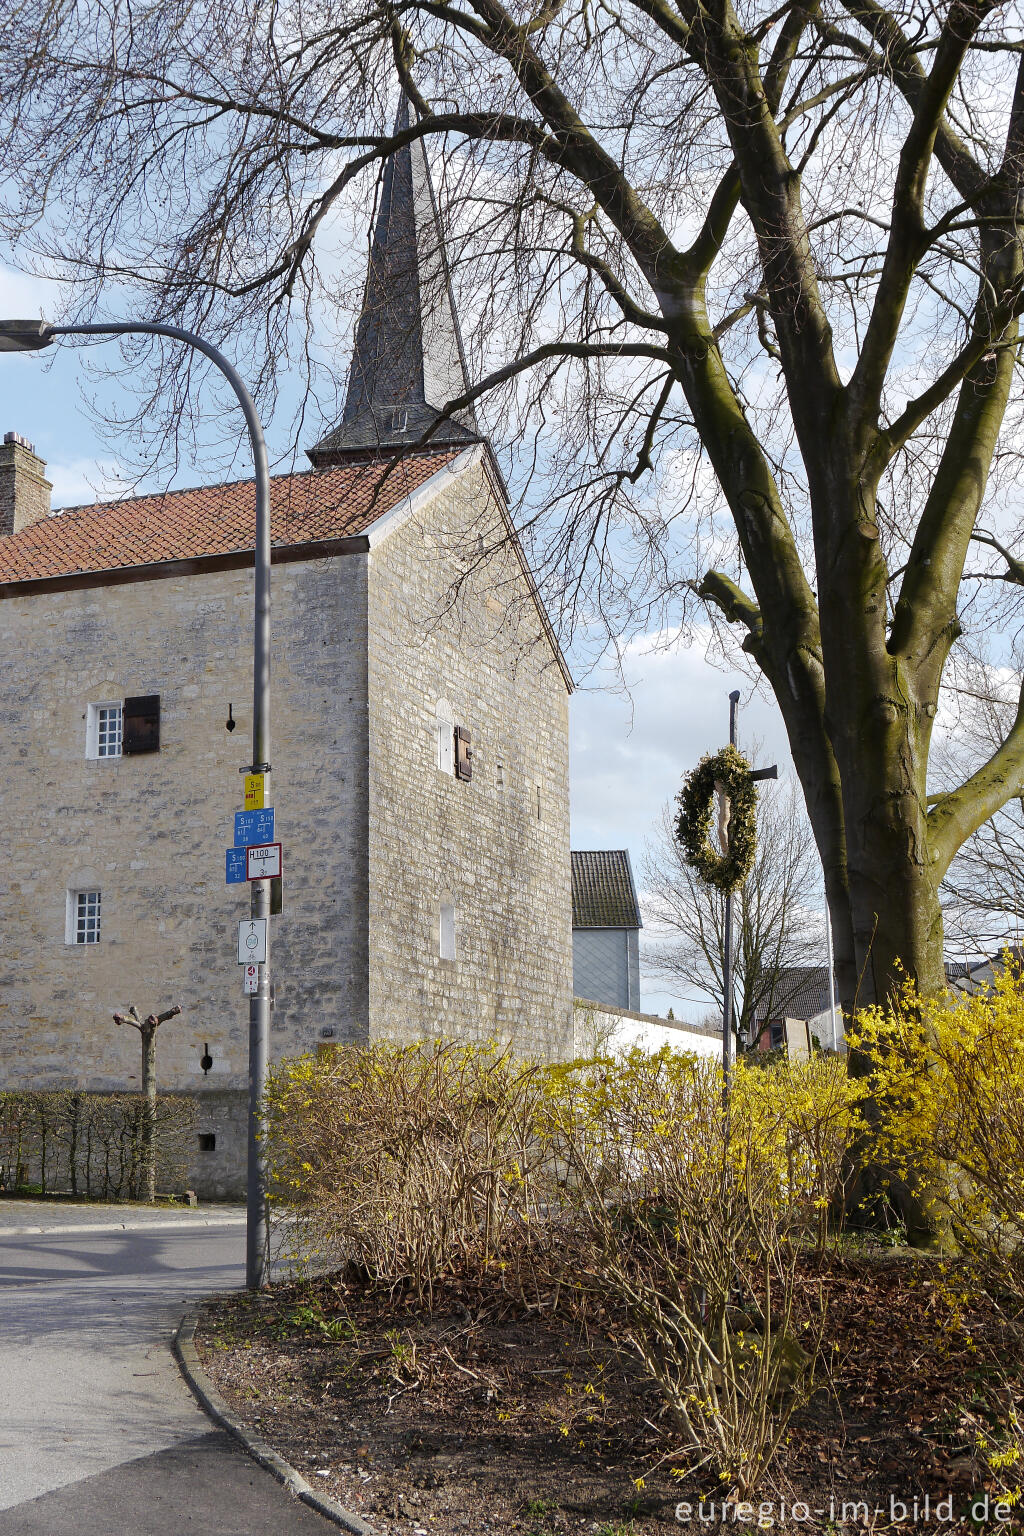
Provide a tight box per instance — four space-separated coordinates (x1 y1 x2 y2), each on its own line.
45 322 273 1289
825 902 838 1052
723 689 741 1081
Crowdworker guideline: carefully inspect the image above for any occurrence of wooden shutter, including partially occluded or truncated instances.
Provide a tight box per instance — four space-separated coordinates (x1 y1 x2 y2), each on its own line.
455 725 473 781
123 694 160 754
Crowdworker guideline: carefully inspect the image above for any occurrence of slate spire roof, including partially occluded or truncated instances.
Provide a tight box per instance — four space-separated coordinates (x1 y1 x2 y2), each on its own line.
308 97 482 465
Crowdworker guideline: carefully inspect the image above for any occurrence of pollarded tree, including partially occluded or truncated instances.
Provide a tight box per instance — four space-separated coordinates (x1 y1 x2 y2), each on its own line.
2 0 1024 1013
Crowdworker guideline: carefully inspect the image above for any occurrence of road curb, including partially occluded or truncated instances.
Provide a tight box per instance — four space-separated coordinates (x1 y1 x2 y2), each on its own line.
173 1306 378 1536
0 1216 248 1237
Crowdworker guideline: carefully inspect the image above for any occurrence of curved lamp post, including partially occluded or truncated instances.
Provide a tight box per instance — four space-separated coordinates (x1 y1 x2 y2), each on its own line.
0 318 273 1289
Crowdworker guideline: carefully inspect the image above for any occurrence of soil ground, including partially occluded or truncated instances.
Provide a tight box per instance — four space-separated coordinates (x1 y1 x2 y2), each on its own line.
195 1250 1024 1534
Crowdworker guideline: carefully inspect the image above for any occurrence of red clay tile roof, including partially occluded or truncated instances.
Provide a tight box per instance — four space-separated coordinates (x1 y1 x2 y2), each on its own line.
0 450 461 583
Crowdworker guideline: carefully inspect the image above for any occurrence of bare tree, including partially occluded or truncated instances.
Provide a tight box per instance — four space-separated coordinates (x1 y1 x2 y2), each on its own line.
937 655 1024 955
1 0 1024 1013
643 780 824 1045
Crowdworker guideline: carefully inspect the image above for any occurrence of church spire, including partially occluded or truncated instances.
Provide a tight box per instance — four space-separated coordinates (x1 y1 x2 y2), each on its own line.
307 98 481 464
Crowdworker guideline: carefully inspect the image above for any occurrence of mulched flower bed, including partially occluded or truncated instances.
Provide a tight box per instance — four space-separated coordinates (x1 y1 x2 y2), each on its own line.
195 1251 1023 1534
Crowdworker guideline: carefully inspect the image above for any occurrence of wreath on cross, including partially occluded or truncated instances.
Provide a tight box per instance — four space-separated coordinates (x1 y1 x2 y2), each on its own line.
674 744 758 894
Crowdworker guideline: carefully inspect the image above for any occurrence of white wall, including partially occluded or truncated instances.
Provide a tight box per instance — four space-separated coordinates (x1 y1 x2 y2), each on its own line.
574 1000 722 1060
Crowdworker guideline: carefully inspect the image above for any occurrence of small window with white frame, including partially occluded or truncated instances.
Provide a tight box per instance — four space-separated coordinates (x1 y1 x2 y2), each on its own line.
435 700 455 775
67 889 102 945
86 702 123 760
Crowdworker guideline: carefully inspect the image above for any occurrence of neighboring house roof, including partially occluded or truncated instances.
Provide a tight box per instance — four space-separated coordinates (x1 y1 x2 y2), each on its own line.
751 966 836 1028
753 957 1000 1025
571 850 642 930
949 949 1023 992
0 451 459 587
309 96 481 464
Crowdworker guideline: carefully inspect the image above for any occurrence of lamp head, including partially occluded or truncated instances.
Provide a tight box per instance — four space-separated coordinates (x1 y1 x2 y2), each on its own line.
0 321 54 353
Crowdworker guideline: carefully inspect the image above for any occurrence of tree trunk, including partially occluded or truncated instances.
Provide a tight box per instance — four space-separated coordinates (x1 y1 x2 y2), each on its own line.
140 1022 157 1204
808 766 946 1015
809 763 946 1243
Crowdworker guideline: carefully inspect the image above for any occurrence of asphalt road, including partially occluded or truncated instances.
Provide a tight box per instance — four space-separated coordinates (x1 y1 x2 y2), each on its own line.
0 1221 335 1534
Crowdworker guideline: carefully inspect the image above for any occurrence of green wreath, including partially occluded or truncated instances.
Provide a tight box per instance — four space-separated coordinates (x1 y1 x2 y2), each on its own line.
674 744 758 894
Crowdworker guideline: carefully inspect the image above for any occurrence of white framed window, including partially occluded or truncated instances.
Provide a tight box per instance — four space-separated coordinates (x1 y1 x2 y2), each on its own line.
435 700 455 775
86 702 123 760
66 889 102 945
439 894 456 961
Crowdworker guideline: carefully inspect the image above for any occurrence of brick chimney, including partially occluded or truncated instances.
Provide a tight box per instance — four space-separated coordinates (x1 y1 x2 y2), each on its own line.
0 432 52 536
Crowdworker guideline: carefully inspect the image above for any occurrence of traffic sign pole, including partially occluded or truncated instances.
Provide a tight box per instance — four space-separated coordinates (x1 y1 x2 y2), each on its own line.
247 411 272 1294
0 315 275 1291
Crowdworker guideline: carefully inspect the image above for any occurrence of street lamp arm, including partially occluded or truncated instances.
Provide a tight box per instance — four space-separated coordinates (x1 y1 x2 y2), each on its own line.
46 324 268 541
0 313 273 1287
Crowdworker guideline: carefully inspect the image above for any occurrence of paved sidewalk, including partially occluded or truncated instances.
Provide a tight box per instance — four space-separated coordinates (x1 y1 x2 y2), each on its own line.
0 1196 247 1236
0 1223 334 1532
0 1432 337 1535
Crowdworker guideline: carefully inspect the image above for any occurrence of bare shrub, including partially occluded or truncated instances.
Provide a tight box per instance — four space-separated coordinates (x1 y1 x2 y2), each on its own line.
0 1090 196 1199
264 1041 555 1303
265 1041 860 1495
544 1049 844 1496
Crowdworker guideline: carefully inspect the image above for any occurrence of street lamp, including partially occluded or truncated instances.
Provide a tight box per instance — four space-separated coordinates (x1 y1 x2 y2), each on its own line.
0 317 273 1289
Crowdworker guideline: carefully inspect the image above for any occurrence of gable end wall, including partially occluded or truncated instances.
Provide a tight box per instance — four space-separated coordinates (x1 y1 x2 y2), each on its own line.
366 459 573 1062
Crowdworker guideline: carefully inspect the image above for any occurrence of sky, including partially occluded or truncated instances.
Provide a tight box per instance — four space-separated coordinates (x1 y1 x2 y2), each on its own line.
0 263 825 1025
568 639 805 1018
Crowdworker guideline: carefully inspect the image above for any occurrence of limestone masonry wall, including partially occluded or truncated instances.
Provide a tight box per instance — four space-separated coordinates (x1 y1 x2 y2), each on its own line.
366 455 574 1062
0 554 370 1192
0 453 575 1196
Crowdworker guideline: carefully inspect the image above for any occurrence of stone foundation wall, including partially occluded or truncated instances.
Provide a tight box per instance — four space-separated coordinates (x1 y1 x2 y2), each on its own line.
186 1087 248 1200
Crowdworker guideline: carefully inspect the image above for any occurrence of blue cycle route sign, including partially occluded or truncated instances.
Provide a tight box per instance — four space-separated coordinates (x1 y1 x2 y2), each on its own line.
234 807 275 847
226 847 247 884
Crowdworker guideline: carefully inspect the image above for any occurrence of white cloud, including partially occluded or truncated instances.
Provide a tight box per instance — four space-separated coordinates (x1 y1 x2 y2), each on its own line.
0 265 63 317
570 628 793 852
47 456 132 510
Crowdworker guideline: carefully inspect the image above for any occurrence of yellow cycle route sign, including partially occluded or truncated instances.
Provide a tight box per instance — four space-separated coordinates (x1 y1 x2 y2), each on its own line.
244 773 266 810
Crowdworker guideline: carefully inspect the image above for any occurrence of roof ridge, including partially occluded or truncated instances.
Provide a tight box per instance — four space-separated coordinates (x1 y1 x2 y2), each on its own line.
571 849 642 930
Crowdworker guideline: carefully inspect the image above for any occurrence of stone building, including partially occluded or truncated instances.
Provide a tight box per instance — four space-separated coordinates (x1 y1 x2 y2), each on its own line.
0 105 574 1196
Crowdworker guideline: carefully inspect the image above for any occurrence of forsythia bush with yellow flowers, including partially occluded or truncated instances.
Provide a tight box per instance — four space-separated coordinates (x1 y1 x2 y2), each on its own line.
264 1039 864 1494
261 978 1024 1498
850 961 1024 1299
540 1049 863 1493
